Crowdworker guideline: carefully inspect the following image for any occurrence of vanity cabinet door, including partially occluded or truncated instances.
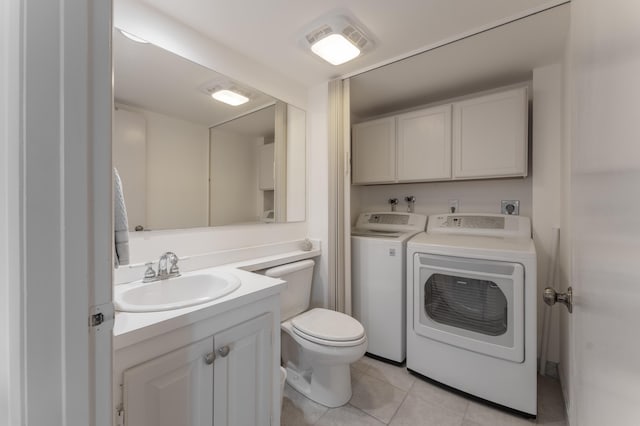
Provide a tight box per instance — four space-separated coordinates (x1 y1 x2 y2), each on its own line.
214 313 273 426
123 338 214 426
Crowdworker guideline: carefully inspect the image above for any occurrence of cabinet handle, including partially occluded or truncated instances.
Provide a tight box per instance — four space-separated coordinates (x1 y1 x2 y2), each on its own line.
204 352 216 365
217 345 231 358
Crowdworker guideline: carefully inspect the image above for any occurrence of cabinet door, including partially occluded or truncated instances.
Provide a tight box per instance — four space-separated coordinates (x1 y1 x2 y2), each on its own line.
352 117 396 184
214 313 273 426
123 338 214 426
452 87 528 179
397 105 452 182
259 143 275 190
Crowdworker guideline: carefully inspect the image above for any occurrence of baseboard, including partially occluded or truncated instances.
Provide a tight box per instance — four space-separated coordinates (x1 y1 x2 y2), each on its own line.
537 358 559 378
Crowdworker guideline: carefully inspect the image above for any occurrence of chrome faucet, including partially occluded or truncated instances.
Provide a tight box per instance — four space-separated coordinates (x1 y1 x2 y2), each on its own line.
143 252 180 282
405 195 416 213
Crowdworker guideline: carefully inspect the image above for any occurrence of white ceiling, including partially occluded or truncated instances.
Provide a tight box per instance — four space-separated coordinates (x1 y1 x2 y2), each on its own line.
113 29 276 127
350 4 570 118
214 105 276 138
137 0 567 87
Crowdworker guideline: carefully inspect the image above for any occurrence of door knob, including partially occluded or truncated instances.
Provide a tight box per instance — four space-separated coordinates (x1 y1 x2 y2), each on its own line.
543 286 573 313
204 352 216 365
217 345 231 358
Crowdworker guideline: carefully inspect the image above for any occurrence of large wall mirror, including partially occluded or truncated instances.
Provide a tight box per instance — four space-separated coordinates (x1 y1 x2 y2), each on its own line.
113 29 306 231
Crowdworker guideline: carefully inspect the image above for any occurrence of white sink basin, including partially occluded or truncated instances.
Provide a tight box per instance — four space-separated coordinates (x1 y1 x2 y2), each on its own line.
114 271 241 312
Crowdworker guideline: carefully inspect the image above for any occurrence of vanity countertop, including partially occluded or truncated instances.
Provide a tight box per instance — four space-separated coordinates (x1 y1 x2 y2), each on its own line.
113 267 285 350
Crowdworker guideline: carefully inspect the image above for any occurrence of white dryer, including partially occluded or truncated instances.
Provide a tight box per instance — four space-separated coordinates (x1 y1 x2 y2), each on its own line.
351 212 427 363
407 213 537 416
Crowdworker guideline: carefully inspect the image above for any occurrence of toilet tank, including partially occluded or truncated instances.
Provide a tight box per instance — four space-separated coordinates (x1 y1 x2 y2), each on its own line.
266 259 315 321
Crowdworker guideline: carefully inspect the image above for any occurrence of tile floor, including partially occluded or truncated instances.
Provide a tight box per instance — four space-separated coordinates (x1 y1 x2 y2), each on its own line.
282 355 567 426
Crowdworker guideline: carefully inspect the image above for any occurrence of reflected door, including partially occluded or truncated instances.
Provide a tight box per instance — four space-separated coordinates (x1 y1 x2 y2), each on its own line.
113 107 147 230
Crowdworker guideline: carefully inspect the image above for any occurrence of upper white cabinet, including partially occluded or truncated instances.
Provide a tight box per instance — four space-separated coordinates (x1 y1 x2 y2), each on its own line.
396 105 452 182
352 117 396 184
351 86 529 185
452 87 528 179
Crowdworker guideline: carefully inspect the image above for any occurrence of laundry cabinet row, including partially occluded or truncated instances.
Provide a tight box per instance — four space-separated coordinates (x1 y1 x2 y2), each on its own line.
351 86 528 185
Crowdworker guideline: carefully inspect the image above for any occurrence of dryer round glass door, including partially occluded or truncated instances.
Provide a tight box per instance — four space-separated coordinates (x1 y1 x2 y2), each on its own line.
412 253 524 363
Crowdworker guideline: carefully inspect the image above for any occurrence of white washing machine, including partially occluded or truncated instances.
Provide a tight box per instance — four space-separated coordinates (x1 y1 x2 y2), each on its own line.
351 212 427 363
407 213 537 416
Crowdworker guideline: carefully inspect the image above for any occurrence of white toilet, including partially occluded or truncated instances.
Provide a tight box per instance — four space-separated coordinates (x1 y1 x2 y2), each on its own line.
266 259 367 408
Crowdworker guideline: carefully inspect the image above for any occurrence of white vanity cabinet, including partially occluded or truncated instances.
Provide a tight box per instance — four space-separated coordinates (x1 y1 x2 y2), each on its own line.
114 288 281 426
352 117 396 184
452 87 528 179
122 338 214 426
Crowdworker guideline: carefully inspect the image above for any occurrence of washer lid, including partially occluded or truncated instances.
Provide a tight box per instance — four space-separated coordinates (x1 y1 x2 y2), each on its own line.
291 308 365 342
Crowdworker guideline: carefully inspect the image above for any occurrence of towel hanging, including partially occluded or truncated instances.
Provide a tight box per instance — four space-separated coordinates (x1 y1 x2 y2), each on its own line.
114 167 130 267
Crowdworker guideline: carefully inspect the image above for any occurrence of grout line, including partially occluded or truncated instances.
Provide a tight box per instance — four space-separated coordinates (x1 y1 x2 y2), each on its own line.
388 386 411 425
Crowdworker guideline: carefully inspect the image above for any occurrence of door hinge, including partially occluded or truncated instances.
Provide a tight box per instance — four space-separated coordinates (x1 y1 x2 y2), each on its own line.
116 404 125 426
89 302 114 334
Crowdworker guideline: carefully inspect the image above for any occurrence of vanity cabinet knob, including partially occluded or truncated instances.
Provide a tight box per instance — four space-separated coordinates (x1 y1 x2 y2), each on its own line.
217 345 231 358
204 352 216 365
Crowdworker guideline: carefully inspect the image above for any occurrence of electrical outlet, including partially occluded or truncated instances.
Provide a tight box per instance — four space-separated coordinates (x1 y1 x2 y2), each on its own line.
501 200 520 215
448 199 459 214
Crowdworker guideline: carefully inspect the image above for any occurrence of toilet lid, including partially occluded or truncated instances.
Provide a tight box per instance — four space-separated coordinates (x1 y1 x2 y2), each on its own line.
291 308 365 342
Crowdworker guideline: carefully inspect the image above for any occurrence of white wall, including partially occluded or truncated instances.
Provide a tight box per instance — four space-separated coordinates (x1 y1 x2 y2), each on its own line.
114 104 210 230
113 107 147 230
531 63 564 366
144 108 209 229
286 105 307 222
353 177 532 222
209 128 259 225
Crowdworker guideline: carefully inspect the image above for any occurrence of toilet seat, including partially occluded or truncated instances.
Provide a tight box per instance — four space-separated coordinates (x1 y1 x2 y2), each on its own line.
291 308 365 347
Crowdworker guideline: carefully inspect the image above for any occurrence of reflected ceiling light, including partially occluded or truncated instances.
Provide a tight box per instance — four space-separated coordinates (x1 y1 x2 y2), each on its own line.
119 29 149 44
211 89 249 106
306 16 371 66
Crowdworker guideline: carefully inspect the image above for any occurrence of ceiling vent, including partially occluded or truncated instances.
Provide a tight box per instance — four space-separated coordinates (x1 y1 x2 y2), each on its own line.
197 78 252 106
305 16 372 66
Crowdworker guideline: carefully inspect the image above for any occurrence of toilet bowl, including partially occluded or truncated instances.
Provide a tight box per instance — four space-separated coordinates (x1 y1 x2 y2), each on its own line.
266 260 368 408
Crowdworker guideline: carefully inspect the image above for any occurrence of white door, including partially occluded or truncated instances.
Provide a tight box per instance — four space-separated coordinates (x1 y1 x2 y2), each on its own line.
568 2 640 425
214 313 273 426
123 338 215 426
396 105 452 182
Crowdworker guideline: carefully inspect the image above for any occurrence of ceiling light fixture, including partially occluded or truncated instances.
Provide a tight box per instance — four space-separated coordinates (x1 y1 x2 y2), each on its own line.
119 29 149 44
306 16 371 66
211 89 249 106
